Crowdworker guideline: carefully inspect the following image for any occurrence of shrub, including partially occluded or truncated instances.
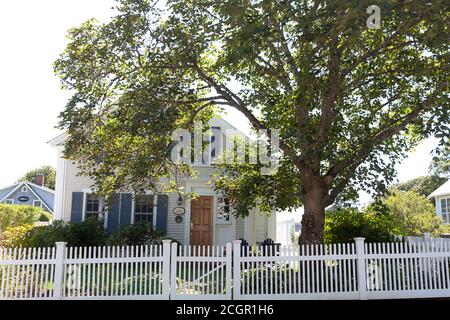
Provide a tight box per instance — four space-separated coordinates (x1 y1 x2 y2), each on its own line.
368 190 442 236
107 224 163 246
0 204 51 232
324 208 397 244
0 224 37 247
10 218 107 248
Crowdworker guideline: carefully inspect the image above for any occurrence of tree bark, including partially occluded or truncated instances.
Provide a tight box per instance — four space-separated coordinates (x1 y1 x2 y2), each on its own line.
299 175 328 245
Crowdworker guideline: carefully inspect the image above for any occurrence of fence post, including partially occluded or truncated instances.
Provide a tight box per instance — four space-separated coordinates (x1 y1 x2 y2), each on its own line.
170 242 178 300
53 242 67 300
354 237 367 300
232 240 242 300
225 243 232 300
162 239 172 299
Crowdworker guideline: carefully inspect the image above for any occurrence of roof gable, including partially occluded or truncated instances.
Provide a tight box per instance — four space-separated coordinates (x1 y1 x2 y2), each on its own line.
27 182 55 211
0 184 20 201
428 179 450 198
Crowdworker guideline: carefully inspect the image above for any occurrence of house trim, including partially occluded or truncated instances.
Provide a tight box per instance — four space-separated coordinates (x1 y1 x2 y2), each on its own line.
24 182 53 213
0 182 53 213
0 183 24 203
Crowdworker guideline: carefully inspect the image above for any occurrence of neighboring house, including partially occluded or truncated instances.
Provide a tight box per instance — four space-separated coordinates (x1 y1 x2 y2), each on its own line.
428 179 450 224
48 118 276 246
0 180 55 214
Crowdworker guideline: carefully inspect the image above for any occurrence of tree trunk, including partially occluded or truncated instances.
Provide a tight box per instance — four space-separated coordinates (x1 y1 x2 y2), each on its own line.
299 177 327 245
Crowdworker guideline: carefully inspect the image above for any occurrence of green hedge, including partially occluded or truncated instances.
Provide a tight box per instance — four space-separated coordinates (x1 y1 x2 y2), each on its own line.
0 219 169 248
0 204 52 232
324 208 397 244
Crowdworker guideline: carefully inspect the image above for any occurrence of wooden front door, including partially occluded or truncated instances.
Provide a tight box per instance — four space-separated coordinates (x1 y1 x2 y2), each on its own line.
190 196 213 246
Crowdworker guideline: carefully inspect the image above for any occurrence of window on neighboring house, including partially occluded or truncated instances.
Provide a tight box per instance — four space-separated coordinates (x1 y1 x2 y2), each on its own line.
217 197 231 223
21 186 27 192
85 194 104 220
441 198 450 224
33 200 43 208
4 199 14 205
134 195 154 225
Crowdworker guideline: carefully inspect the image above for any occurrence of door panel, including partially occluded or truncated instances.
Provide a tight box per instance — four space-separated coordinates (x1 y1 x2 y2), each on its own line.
190 196 213 246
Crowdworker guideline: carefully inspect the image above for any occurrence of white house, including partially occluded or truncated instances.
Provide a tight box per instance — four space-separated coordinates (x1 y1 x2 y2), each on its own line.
428 179 450 224
48 118 276 246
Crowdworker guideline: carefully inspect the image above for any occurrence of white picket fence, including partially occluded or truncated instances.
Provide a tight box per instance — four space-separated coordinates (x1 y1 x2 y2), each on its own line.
1 237 450 300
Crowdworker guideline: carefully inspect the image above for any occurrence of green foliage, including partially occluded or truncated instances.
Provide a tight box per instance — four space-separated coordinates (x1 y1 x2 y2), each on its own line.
371 190 442 236
54 0 449 242
0 204 51 232
0 224 36 248
390 175 447 198
107 223 163 246
324 208 396 244
429 143 450 178
0 219 172 248
22 218 107 248
18 166 56 190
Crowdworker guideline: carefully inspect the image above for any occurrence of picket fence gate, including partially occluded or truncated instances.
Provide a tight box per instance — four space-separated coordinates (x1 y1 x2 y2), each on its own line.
1 237 450 300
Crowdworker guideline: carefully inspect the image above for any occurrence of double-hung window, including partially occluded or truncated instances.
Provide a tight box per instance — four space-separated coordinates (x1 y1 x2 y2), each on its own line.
441 198 450 224
217 197 231 223
85 194 104 220
33 200 43 208
134 195 154 225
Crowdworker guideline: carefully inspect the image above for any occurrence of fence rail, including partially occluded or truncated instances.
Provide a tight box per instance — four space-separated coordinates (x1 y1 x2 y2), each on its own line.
1 236 450 300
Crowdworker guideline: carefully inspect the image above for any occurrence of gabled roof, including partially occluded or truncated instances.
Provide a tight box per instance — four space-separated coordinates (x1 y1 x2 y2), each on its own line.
47 117 253 148
428 179 450 199
0 184 17 202
47 132 67 147
0 181 55 213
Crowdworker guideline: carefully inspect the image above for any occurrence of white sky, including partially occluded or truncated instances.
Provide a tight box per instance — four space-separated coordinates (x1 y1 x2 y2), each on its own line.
0 0 437 202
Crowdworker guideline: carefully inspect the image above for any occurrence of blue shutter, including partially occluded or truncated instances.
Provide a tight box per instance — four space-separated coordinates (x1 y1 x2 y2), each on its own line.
156 194 169 234
120 193 133 226
70 192 84 223
107 194 121 234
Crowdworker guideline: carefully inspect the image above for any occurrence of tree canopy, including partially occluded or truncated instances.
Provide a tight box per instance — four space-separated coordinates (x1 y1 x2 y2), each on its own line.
55 0 449 243
390 175 447 198
18 166 56 190
429 143 450 178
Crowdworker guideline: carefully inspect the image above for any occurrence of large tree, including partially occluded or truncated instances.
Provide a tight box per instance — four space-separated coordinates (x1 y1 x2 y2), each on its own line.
55 0 449 244
18 166 56 190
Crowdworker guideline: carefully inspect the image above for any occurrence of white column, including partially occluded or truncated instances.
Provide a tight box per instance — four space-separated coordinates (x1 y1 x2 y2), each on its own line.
53 242 67 300
170 242 178 300
354 237 367 300
162 239 172 299
232 240 242 300
225 242 233 300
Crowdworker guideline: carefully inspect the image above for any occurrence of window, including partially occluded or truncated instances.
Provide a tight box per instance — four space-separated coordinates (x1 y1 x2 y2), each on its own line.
21 186 27 192
217 197 231 222
85 194 103 220
4 199 14 205
33 200 43 208
134 195 154 224
441 198 450 224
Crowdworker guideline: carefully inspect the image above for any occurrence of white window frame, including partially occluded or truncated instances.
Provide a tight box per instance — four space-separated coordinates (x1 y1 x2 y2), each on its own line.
21 186 27 192
32 200 43 208
216 196 233 225
132 194 157 226
440 197 450 224
4 199 14 205
83 193 106 224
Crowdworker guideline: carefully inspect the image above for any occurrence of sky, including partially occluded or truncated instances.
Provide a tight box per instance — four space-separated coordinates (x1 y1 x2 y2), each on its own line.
0 0 438 201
